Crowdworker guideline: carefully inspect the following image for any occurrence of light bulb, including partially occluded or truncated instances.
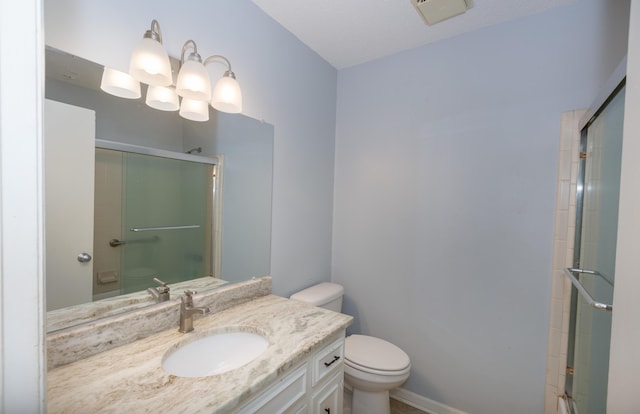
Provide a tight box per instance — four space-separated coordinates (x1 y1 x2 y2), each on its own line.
179 98 209 122
146 85 179 111
129 37 172 86
176 59 211 101
211 75 242 114
100 67 141 99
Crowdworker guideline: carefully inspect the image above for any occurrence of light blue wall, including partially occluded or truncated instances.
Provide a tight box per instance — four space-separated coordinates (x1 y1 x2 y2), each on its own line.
184 113 275 283
332 1 629 413
44 0 632 412
45 0 338 296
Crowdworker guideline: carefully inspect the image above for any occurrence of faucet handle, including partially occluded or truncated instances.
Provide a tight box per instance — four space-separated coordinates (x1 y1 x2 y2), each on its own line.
153 277 170 293
182 290 197 305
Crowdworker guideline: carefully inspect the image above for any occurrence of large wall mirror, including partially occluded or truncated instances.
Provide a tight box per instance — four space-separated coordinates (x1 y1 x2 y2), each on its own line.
45 47 274 332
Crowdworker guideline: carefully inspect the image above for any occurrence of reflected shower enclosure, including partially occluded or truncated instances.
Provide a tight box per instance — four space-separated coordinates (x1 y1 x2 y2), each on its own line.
93 148 216 300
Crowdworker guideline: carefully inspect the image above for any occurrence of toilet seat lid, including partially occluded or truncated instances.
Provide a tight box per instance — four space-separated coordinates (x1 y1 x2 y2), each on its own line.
345 335 410 372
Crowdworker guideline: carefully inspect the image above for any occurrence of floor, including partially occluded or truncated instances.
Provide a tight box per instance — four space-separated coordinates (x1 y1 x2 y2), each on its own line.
343 391 429 414
390 398 430 414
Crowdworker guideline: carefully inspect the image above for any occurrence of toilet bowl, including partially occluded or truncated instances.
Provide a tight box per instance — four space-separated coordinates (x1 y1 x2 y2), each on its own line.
290 283 411 414
344 334 410 414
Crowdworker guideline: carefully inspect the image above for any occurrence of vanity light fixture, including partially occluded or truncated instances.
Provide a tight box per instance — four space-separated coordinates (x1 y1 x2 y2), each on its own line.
100 19 243 120
146 85 180 111
128 19 173 86
177 42 244 114
100 67 141 99
176 40 212 101
179 98 210 122
207 55 243 114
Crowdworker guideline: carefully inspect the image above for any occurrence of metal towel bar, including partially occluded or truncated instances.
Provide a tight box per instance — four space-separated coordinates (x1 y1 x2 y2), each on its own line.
563 268 613 312
130 225 200 232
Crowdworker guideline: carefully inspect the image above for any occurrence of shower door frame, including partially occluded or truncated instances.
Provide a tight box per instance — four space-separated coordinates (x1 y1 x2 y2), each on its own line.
563 58 626 412
95 139 224 287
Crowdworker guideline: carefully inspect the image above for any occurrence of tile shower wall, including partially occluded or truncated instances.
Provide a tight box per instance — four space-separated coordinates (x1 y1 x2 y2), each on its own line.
545 110 585 413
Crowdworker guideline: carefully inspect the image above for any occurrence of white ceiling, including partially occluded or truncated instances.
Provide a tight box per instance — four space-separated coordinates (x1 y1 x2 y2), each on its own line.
251 0 577 69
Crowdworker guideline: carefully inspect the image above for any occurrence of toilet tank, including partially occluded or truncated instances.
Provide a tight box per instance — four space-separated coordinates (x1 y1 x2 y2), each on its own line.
290 282 344 312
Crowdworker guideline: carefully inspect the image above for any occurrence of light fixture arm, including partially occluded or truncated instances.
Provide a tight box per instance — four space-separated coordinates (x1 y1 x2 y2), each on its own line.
181 40 202 63
145 19 164 43
203 55 236 79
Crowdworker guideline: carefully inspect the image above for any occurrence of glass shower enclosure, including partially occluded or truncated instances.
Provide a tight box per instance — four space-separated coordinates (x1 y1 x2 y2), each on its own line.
93 141 216 299
564 80 625 413
121 152 213 293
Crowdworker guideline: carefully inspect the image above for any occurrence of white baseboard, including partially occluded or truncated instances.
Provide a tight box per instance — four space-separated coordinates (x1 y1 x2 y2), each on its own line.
390 387 468 414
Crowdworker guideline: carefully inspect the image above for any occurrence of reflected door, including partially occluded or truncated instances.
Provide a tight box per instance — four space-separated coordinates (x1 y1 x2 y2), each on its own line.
44 99 96 310
566 85 625 413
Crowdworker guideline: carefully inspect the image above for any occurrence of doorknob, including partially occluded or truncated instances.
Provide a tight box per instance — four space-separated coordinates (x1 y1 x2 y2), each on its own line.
77 252 92 263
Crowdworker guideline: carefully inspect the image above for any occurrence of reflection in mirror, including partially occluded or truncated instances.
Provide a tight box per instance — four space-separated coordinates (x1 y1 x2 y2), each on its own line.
46 133 221 311
45 47 273 332
92 142 217 300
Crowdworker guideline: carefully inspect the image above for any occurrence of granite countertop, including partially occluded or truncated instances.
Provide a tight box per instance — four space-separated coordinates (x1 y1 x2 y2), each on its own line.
47 294 353 413
47 276 228 332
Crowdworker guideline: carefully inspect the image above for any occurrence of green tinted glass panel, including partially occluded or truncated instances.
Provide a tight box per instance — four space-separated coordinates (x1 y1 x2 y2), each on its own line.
121 153 212 294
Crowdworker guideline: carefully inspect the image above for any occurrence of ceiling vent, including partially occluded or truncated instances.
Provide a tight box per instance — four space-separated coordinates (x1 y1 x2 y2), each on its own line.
412 0 473 26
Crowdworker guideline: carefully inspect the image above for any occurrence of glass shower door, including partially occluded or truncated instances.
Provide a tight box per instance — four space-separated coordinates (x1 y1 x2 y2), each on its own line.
565 84 625 413
121 153 214 294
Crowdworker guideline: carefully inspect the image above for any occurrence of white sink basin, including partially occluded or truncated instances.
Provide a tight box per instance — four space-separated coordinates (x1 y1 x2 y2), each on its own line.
162 331 269 377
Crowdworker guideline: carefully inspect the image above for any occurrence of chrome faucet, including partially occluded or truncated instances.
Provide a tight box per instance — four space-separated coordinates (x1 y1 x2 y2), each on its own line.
179 290 210 333
146 277 170 303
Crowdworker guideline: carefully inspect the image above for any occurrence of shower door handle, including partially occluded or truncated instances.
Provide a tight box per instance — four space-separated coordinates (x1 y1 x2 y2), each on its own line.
77 252 92 263
563 268 613 312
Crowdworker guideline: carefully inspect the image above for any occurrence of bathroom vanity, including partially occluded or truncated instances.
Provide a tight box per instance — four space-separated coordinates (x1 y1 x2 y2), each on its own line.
234 335 346 413
47 278 352 413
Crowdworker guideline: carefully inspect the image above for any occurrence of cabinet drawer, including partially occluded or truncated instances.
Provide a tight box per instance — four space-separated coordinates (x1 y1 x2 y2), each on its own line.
311 372 343 414
312 337 344 386
236 365 307 414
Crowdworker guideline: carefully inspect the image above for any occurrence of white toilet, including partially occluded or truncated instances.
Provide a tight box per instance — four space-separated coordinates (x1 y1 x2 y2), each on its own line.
290 283 411 414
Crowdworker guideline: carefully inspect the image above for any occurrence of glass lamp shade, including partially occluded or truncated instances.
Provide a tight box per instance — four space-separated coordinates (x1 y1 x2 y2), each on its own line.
146 85 179 111
129 37 173 86
175 60 211 101
100 67 141 99
179 98 209 122
211 76 242 114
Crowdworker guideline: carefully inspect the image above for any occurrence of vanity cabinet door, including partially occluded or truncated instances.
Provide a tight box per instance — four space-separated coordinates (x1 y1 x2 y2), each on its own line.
311 372 343 414
233 334 346 414
235 365 307 414
289 402 309 413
